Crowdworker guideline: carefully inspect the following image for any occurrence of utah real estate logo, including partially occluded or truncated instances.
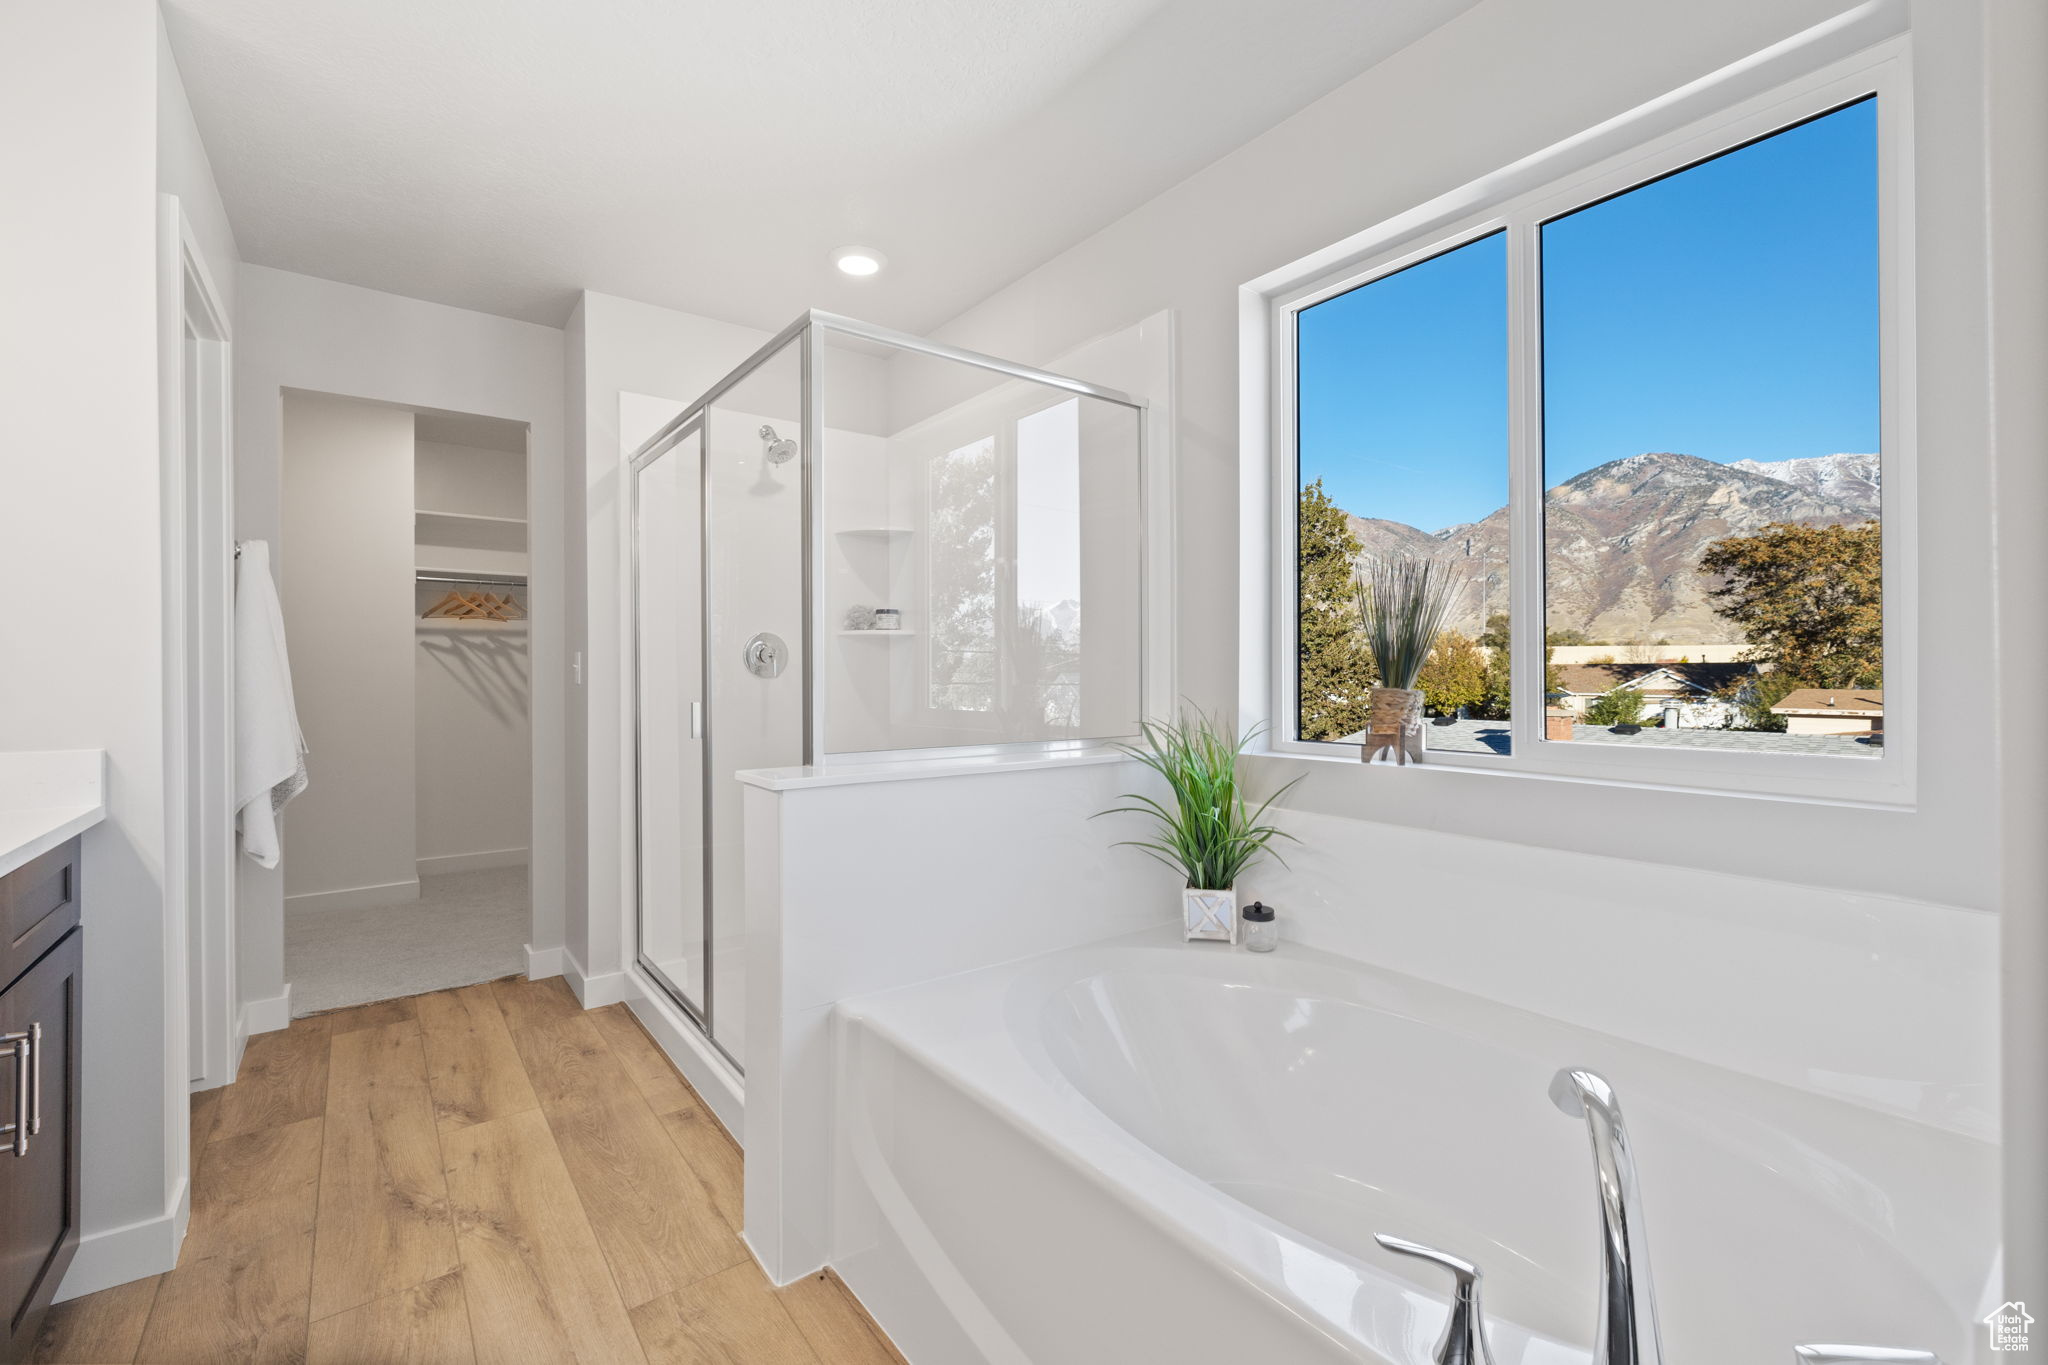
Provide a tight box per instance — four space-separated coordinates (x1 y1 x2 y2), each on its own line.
1987 1301 2034 1352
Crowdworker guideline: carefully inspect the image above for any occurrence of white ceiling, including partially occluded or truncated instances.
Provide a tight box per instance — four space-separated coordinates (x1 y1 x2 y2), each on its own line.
165 0 1475 333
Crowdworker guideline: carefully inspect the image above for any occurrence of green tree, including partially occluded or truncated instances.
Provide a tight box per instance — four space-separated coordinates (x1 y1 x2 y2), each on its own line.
928 440 998 711
1297 480 1376 739
1473 612 1561 719
1418 630 1487 715
1722 670 1797 733
1699 521 1882 688
1584 686 1647 727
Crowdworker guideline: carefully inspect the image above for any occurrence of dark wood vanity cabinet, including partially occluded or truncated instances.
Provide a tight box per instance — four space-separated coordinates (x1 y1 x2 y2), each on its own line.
0 838 82 1364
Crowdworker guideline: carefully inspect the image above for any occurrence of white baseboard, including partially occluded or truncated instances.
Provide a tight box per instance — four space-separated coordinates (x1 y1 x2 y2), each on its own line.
193 1025 247 1090
240 984 292 1037
563 946 628 1008
56 1175 189 1303
524 942 563 980
623 971 743 1137
284 878 420 915
417 847 528 877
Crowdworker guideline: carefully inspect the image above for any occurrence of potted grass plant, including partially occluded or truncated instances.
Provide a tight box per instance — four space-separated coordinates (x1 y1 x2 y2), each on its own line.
1100 710 1300 943
1357 557 1460 765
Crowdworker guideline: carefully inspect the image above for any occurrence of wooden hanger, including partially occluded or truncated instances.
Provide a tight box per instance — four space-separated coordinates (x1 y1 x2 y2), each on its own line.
421 586 526 622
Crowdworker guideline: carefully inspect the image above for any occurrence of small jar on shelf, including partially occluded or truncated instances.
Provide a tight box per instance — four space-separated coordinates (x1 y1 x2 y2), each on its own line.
1241 901 1278 952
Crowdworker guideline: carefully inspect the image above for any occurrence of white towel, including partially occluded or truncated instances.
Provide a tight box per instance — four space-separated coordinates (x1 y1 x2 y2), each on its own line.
233 540 308 867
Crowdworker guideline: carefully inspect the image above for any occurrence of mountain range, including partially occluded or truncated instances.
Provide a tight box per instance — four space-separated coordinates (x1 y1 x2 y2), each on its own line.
1341 452 1880 643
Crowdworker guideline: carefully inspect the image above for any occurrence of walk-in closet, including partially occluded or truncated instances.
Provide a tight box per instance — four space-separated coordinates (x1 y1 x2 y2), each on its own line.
278 392 534 1012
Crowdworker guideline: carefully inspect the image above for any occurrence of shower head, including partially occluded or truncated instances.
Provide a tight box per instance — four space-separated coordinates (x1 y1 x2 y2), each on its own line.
759 425 798 465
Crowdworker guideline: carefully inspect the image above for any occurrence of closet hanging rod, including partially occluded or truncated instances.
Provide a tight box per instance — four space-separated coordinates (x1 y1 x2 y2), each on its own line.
416 571 528 587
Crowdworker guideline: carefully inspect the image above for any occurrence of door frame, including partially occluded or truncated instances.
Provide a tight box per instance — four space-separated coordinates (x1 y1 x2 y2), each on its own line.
159 195 239 1095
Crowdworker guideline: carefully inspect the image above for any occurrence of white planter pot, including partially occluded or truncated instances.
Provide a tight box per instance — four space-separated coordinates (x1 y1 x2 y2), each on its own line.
1183 887 1238 944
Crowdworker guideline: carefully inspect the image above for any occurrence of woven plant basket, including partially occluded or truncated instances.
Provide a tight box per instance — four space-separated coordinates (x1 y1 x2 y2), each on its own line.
1362 686 1426 765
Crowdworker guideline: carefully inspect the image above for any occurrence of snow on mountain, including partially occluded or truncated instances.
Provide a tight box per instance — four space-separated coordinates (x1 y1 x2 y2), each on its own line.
1337 452 1878 643
1726 453 1879 514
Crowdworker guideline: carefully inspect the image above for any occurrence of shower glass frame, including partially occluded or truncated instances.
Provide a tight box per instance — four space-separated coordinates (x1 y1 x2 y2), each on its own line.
627 311 1150 1060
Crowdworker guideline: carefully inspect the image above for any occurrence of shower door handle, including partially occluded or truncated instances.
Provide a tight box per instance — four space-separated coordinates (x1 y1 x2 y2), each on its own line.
690 700 702 740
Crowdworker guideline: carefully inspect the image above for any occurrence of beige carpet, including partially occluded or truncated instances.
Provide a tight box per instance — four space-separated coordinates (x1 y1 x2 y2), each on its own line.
286 865 529 1015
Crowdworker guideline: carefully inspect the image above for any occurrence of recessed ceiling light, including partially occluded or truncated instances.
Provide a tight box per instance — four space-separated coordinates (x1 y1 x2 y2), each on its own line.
831 245 887 277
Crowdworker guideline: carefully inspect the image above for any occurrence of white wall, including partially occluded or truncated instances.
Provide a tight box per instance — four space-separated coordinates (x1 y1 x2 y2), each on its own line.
280 393 419 906
1 0 246 1301
416 629 531 871
235 266 565 1010
0 0 166 1285
156 12 235 322
416 439 526 519
923 0 2006 915
1984 0 2048 1300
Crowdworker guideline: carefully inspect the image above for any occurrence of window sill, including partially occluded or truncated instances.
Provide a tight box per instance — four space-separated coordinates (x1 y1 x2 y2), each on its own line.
1250 739 1915 813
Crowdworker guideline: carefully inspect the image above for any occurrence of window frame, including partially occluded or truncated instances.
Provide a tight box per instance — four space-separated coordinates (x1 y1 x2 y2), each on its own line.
1261 39 1915 806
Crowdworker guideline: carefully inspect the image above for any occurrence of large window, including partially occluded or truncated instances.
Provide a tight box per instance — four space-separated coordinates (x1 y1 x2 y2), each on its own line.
1283 75 1898 795
1541 99 1880 756
1296 231 1509 752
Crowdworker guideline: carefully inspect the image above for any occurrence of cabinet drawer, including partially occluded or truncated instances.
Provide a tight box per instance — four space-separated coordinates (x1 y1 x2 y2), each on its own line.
0 841 79 997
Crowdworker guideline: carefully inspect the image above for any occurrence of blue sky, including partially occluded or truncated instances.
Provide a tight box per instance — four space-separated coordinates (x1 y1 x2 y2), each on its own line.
1298 97 1878 533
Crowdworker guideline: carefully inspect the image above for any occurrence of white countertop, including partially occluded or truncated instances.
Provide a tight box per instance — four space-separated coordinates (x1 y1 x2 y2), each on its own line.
0 750 107 878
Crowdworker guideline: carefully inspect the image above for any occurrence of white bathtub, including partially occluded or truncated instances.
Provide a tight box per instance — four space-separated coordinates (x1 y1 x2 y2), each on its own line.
830 930 1996 1364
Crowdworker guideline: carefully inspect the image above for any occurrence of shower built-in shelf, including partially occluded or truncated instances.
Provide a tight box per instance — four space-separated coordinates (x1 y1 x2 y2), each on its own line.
416 509 528 553
835 527 914 539
838 629 917 638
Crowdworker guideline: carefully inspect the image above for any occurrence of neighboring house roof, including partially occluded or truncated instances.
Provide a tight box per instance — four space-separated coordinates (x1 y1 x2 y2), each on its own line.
1773 688 1883 716
1553 662 1754 698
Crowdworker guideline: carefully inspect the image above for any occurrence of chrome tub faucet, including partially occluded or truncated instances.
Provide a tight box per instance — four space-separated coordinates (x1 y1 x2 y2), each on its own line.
1549 1067 1664 1365
1385 1069 1939 1365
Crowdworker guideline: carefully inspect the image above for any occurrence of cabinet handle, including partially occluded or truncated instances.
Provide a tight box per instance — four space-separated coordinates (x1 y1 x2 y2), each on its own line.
27 1022 40 1137
0 1029 28 1157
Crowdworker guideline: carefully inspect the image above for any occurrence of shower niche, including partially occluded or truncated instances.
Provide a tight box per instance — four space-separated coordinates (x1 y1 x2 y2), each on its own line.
628 313 1149 1067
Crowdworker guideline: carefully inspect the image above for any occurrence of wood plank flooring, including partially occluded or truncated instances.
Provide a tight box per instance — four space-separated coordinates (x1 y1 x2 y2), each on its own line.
33 978 905 1365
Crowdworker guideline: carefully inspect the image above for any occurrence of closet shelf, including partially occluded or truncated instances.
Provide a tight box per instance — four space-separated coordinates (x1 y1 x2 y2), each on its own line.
416 507 525 526
418 618 529 633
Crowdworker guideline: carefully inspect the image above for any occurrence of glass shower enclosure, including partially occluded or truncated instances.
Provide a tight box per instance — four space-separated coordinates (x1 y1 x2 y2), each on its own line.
629 313 1146 1069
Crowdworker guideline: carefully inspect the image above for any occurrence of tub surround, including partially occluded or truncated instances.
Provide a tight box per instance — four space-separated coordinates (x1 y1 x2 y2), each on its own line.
739 755 1172 1282
832 931 1992 1365
733 754 1997 1359
1231 808 1997 1142
735 746 1128 793
0 750 108 877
